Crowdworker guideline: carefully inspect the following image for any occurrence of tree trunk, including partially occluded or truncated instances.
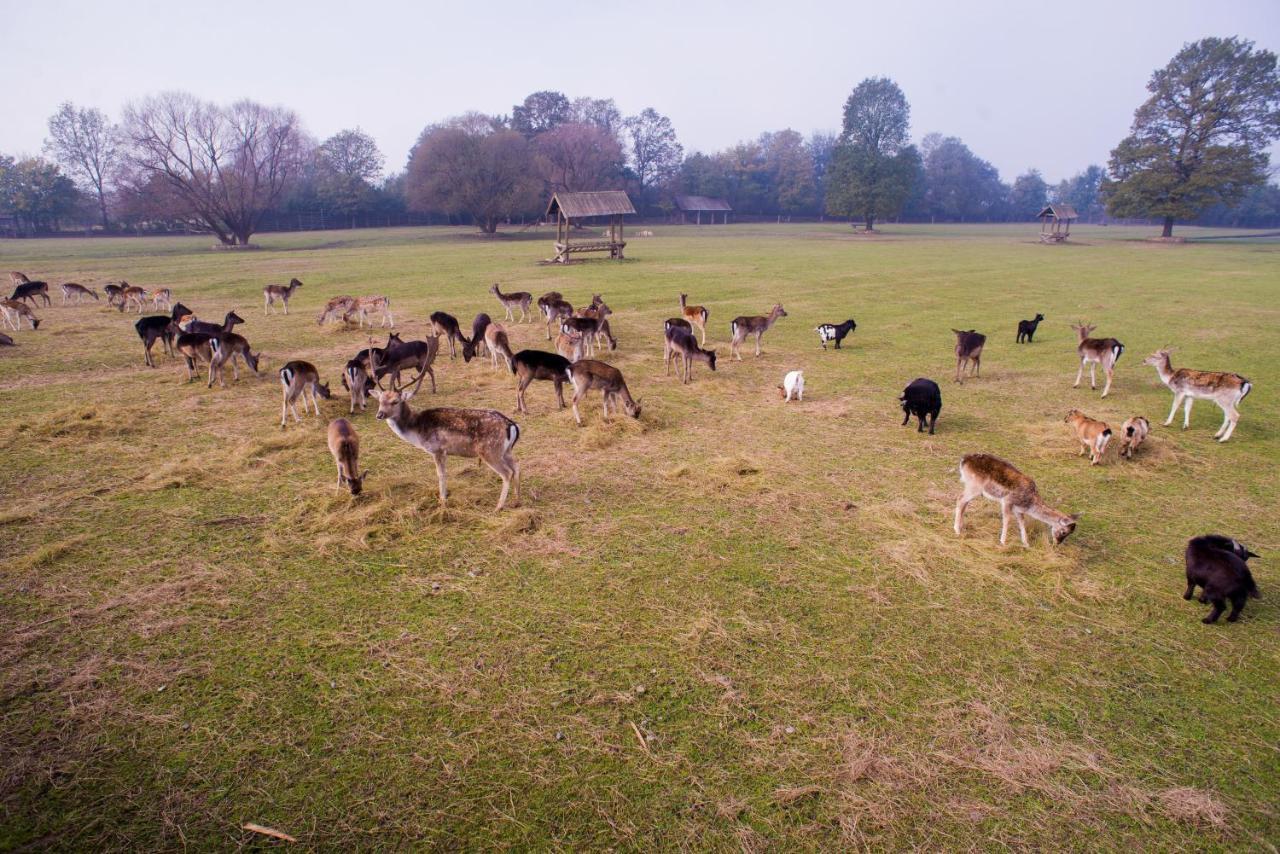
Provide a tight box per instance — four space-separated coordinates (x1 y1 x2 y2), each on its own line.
1161 216 1174 238
235 228 253 245
865 214 875 231
98 194 110 231
479 216 498 234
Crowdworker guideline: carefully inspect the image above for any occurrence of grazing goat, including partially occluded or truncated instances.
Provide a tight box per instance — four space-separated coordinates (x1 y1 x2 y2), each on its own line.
490 283 532 322
327 419 367 495
183 310 245 337
485 323 515 372
279 360 331 426
952 329 986 383
61 283 100 304
900 378 941 434
729 303 787 360
679 294 710 346
1184 534 1260 624
954 453 1079 547
430 311 474 361
470 313 492 357
11 280 50 307
1143 349 1251 443
815 319 856 350
779 370 805 402
0 299 40 331
664 325 716 383
1119 416 1150 459
511 349 572 414
567 360 641 426
1016 313 1044 343
264 278 303 315
1071 323 1123 397
135 315 179 367
1064 409 1112 465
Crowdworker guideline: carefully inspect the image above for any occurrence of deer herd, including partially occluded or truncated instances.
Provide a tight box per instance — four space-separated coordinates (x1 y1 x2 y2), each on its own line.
3 268 1262 622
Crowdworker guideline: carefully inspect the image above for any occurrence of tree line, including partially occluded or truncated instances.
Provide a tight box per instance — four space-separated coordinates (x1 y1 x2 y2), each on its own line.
1 36 1276 242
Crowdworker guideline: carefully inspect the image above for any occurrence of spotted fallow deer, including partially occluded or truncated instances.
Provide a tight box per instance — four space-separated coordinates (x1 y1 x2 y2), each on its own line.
354 295 393 328
61 282 100 304
954 453 1079 547
490 283 532 322
327 418 367 495
538 291 573 340
1143 349 1251 442
679 293 709 346
1071 323 1123 397
264 278 303 315
729 303 787 360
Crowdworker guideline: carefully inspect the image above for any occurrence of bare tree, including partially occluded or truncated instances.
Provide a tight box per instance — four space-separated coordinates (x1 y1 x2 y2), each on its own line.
44 102 120 229
534 123 624 192
122 92 306 245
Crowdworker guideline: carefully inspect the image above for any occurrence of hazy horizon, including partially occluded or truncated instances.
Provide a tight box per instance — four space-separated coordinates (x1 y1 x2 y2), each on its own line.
2 0 1277 185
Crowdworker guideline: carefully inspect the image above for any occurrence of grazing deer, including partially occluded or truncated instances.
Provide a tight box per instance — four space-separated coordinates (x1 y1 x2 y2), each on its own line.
9 272 30 288
279 360 331 426
1184 534 1260 624
1119 415 1150 459
103 282 127 308
490 283 532 322
342 358 375 414
430 311 474 361
0 332 13 346
327 419 367 495
665 317 692 335
0 299 40 331
561 316 605 358
135 315 179 367
1064 409 1112 465
61 282 100 304
316 295 358 326
555 328 587 363
355 295 393 328
574 298 615 353
207 331 262 387
952 329 986 383
567 360 641 426
175 332 214 382
11 280 50 307
119 285 149 314
664 325 716 383
183 310 245 337
485 323 515 371
150 288 172 311
1017 313 1044 343
538 291 573 340
1071 323 1123 397
954 453 1079 547
815 319 856 350
729 304 787 360
679 294 710 346
372 332 439 393
470 313 492 358
370 350 521 512
511 350 572 413
779 370 805 402
1144 349 1251 442
264 278 303 315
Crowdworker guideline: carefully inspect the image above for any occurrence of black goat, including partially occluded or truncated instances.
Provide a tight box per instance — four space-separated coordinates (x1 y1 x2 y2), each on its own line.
815 319 857 350
1017 313 1045 343
900 378 942 434
135 314 178 367
1184 534 1260 624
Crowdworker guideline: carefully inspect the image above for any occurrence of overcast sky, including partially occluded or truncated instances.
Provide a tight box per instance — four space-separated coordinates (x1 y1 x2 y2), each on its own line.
1 0 1276 184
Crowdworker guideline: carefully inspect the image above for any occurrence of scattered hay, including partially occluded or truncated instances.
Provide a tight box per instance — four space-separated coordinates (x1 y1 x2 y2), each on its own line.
24 405 138 442
10 535 89 572
1157 787 1229 828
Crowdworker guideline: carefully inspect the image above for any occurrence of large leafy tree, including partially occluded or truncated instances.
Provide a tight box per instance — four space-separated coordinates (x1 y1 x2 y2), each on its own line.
1103 37 1280 238
0 156 83 233
826 77 919 230
623 108 683 211
315 128 385 218
1009 170 1048 217
511 91 572 138
1053 165 1105 222
761 129 816 215
920 134 1006 222
44 102 120 229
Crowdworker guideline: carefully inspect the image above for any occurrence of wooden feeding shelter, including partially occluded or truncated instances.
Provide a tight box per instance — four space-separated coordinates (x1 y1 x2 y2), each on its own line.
674 195 733 225
545 190 636 263
1037 203 1078 243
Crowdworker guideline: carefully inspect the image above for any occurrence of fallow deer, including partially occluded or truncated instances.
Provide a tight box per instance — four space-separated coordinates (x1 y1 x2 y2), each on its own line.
1119 416 1149 459
679 294 710 346
11 280 50 307
566 360 641 426
264 278 303 315
316 295 358 326
342 358 375 414
430 311 474 361
664 325 716 383
1144 349 1251 442
561 315 605 358
103 282 127 308
0 299 39 331
175 332 214 382
470 313 492 358
1071 323 1123 397
61 282 100 304
729 304 787 360
511 349 572 414
119 285 149 314
1064 409 1112 465
574 298 615 353
207 331 262 387
485 323 515 371
555 328 587 363
538 291 573 340
9 272 30 288
372 332 439 393
150 288 172 311
355 295 393 328
135 315 178 367
490 283 532 322
954 453 1079 547
183 310 245 337
279 360 331 426
952 329 986 383
327 418 367 495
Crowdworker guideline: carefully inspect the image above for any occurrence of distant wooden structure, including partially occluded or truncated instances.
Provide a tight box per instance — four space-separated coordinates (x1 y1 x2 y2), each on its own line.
1037 203 1078 243
546 191 635 263
674 195 732 225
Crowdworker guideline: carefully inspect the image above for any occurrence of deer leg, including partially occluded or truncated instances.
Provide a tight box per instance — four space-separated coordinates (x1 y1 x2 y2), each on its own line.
1015 510 1029 547
571 386 585 426
484 453 515 511
955 357 964 384
280 389 290 426
430 450 449 507
1088 363 1097 390
953 484 981 535
999 499 1012 546
699 324 706 348
554 378 566 409
1073 361 1084 388
973 355 980 377
1218 406 1239 442
754 331 762 357
516 376 530 413
1164 393 1183 426
1182 397 1193 429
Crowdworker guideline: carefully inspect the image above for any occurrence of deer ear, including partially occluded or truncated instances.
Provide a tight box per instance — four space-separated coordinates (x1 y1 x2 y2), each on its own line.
401 388 417 402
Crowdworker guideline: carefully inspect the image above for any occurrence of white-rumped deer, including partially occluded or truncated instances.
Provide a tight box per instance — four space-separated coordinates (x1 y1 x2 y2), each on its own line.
538 291 573 340
150 288 172 311
485 323 515 371
729 304 786 360
119 285 148 314
490 283 532 322
279 360 331 426
61 283 99 304
680 294 710 346
327 418 367 495
1143 348 1251 442
567 360 641 426
954 453 1079 547
1071 323 1123 398
952 329 986 383
0 299 39 331
264 278 303 315
175 332 214 382
208 331 262 387
342 358 374 414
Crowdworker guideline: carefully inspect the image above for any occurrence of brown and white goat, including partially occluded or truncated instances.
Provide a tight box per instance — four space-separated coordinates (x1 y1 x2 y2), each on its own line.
729 304 787 360
952 329 986 383
679 293 710 346
1143 349 1251 442
954 453 1079 547
327 418 367 495
490 283 532 322
1064 409 1112 465
279 360 331 426
264 278 303 315
567 360 641 425
61 282 100 304
1119 416 1150 459
1071 323 1123 397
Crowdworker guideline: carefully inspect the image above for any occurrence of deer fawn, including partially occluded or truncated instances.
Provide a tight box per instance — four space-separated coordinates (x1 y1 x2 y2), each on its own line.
954 453 1079 547
952 329 986 383
567 360 641 425
119 285 148 314
1064 409 1112 465
279 360 331 426
490 283 532 322
679 294 709 346
150 288 172 311
61 282 99 304
264 278 303 315
1144 349 1251 442
354 295 393 328
327 418 367 495
729 304 787 360
1119 416 1149 459
1071 323 1123 397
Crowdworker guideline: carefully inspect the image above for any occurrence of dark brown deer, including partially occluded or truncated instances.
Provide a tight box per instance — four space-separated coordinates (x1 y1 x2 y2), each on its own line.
11 280 50 307
567 360 641 425
135 315 179 367
952 329 986 383
184 310 245 337
175 332 214 383
263 278 303 315
61 282 100 304
538 291 573 340
430 311 474 361
207 331 262 387
373 332 439 393
664 324 716 383
511 349 572 414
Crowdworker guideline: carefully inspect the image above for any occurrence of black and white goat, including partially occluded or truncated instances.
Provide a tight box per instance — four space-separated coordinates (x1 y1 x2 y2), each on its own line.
815 319 856 350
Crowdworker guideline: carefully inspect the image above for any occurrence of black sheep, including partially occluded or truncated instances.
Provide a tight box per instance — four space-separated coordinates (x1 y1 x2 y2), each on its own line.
1016 313 1044 343
900 378 942 434
1184 534 1260 624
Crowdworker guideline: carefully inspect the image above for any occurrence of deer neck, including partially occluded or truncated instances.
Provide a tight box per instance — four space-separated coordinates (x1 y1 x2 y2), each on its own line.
1025 497 1068 527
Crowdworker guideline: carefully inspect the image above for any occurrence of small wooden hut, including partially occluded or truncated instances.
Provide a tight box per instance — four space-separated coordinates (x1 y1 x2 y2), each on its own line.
674 195 732 225
1037 203 1078 243
546 191 636 263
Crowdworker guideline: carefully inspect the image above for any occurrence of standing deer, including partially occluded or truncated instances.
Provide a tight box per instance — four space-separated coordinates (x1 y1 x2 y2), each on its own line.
279 360 331 426
61 283 100 304
954 453 1079 547
567 360 641 426
430 311 474 361
1071 323 1123 397
729 304 787 360
354 295 393 328
485 323 515 371
538 291 573 340
135 315 179 367
207 331 262 387
327 418 367 495
511 349 572 414
183 310 245 337
175 332 214 382
664 325 716 383
316 295 359 326
264 278 303 315
119 285 149 314
342 358 375 414
490 283 532 322
372 332 439 393
470 313 492 358
1143 349 1251 442
10 280 50 307
679 294 710 346
150 288 172 311
103 283 127 308
952 329 986 383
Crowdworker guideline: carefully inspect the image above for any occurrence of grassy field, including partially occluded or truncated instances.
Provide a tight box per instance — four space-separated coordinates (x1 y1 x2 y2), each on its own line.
1 223 1277 850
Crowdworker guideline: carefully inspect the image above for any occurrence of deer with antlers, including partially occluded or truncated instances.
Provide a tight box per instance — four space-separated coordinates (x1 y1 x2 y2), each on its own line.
1071 323 1123 398
372 332 440 393
264 278 303 315
490 283 532 322
1144 348 1251 442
